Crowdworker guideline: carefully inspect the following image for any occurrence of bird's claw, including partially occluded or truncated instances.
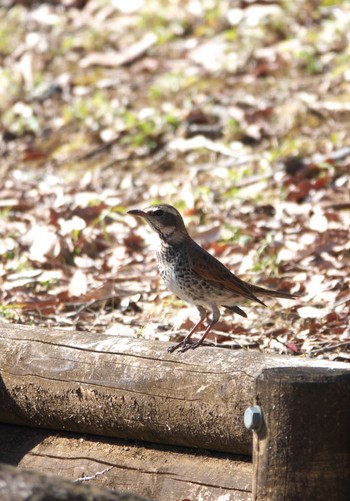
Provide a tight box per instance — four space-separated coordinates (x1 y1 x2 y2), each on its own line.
167 341 190 353
190 342 201 350
178 343 192 353
168 339 203 353
167 344 178 354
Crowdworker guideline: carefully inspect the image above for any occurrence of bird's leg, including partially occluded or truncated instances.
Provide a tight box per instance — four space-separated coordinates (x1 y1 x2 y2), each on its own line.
189 304 220 351
167 306 207 353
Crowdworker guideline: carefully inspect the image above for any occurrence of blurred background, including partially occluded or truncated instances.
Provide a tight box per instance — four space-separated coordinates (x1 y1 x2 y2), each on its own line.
1 0 349 359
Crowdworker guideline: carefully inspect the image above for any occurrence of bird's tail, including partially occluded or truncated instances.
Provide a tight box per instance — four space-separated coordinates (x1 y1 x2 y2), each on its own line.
251 284 300 300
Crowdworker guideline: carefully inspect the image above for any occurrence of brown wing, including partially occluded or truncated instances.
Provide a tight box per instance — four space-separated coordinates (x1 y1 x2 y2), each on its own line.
188 240 266 306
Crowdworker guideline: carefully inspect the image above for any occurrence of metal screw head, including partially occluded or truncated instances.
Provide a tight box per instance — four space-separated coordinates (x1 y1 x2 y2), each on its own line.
244 405 263 431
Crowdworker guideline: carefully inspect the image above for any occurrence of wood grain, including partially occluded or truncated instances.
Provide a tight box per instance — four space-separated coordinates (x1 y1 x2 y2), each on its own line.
0 461 148 501
0 424 252 501
0 322 348 455
253 367 350 500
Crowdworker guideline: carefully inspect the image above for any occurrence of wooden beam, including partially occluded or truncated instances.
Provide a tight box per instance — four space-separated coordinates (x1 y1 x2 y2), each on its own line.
0 461 148 501
252 367 350 500
0 322 349 455
0 424 252 500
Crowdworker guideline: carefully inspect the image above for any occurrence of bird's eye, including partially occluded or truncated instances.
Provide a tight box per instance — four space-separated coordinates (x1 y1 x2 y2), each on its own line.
153 209 164 217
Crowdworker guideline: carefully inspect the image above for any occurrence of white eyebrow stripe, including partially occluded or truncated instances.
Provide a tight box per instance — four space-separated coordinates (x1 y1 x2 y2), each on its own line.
146 206 180 216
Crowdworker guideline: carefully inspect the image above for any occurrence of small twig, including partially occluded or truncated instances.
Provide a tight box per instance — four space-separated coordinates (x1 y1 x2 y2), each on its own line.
312 341 350 356
272 336 299 353
234 172 273 189
75 137 120 162
74 466 113 483
65 300 98 318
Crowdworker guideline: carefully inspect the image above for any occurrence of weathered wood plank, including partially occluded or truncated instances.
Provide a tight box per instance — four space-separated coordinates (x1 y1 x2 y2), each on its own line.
0 424 252 501
0 322 349 455
0 461 148 501
252 367 350 501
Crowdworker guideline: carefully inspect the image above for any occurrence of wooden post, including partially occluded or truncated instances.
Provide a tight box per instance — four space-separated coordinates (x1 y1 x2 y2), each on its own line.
252 367 350 500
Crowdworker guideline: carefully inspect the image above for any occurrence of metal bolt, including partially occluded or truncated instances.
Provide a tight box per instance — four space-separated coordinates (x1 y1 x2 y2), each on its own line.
244 405 263 431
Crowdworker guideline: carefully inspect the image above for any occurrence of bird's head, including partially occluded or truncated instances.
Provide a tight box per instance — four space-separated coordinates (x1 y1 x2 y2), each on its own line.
127 204 189 244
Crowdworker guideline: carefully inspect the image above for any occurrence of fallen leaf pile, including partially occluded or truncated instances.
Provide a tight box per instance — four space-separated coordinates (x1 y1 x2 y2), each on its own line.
1 0 349 360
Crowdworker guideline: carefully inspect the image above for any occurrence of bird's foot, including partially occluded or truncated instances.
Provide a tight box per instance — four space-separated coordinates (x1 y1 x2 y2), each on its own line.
178 342 195 353
167 341 183 353
168 341 189 353
168 339 203 354
189 340 203 350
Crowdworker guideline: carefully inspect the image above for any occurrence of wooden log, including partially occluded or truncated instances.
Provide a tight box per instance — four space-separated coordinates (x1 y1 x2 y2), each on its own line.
252 367 350 500
0 322 349 455
0 461 148 501
0 424 252 500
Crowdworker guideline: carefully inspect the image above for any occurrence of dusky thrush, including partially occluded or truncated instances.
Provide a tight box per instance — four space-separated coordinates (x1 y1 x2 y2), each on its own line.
128 204 298 353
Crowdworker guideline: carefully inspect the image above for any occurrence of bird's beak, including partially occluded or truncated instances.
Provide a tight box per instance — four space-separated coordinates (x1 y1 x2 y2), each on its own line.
127 209 146 218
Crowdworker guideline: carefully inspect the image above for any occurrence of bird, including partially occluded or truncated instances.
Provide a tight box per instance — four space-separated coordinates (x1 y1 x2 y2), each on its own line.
128 204 298 353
